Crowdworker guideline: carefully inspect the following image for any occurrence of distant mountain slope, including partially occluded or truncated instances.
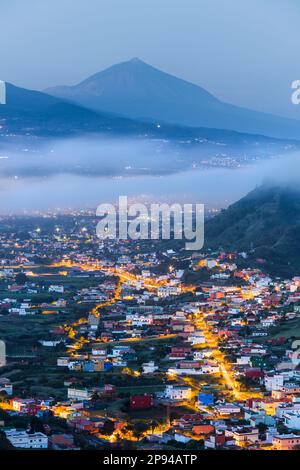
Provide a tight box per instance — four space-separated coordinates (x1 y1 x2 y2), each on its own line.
5 82 61 111
0 81 163 137
205 185 300 274
46 58 300 140
0 81 295 147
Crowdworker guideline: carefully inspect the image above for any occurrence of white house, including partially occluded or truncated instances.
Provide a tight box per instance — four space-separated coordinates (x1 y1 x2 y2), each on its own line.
164 385 192 401
236 356 251 365
67 388 92 401
111 346 131 357
142 361 158 374
206 259 217 269
49 285 64 293
91 347 107 357
232 428 259 446
168 367 202 376
283 410 300 431
126 314 153 326
193 351 205 360
188 332 206 345
57 357 69 367
4 429 48 449
265 374 284 391
39 340 62 347
215 404 241 415
0 378 12 395
200 363 220 374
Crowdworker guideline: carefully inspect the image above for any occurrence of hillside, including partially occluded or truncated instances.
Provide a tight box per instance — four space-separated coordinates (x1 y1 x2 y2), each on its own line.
205 185 300 275
0 82 152 137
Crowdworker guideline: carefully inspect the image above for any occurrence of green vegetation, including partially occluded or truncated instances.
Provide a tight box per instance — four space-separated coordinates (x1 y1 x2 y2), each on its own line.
205 184 300 275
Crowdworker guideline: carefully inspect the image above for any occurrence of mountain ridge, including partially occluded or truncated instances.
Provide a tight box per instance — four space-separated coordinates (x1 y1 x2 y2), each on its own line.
1 80 297 146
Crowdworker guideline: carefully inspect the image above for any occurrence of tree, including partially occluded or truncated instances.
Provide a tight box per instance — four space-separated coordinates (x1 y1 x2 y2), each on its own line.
101 420 115 436
150 419 160 433
0 309 9 316
132 421 149 438
28 416 45 434
15 272 27 285
186 439 204 450
258 423 268 434
0 432 14 450
0 391 9 403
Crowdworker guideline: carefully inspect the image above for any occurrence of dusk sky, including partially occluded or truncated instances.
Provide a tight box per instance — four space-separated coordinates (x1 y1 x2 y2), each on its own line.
1 0 300 119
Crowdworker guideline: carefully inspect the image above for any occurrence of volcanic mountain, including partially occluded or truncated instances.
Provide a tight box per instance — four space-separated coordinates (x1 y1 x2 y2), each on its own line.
46 58 300 140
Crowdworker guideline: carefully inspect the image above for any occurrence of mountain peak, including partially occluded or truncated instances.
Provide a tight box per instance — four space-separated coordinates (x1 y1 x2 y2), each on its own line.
127 57 145 65
45 58 218 122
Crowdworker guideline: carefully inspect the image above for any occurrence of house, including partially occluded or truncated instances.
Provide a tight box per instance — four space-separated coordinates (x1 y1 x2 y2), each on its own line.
130 394 153 410
193 351 205 360
164 385 192 401
49 433 79 450
52 402 84 419
265 374 284 391
111 346 131 357
39 340 62 347
205 431 227 449
68 417 95 432
57 357 69 367
4 429 48 449
282 410 300 430
91 347 106 357
157 286 180 297
192 424 215 436
95 383 116 397
88 314 100 330
142 361 158 374
198 392 214 406
173 432 192 444
273 434 300 450
215 404 241 416
206 259 217 269
236 356 251 366
200 362 220 374
49 285 64 293
231 427 259 446
12 398 35 412
187 332 206 345
244 368 264 380
282 383 300 396
67 388 93 401
0 377 13 396
168 367 202 376
169 346 192 360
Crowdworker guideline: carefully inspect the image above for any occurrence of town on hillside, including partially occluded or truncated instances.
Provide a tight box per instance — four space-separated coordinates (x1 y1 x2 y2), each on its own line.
0 214 300 451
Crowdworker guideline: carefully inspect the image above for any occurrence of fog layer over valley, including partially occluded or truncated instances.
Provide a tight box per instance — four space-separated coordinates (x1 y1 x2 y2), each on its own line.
0 134 299 213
